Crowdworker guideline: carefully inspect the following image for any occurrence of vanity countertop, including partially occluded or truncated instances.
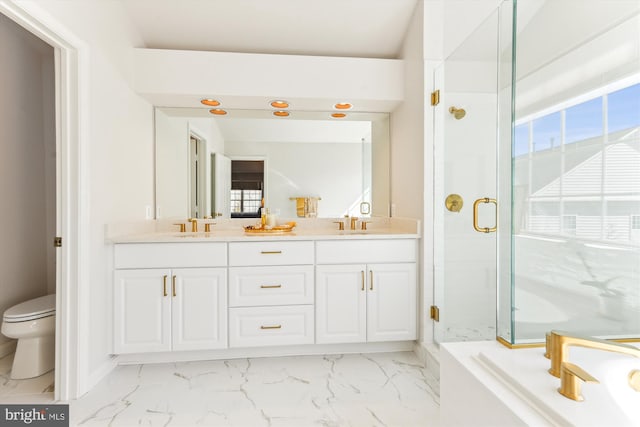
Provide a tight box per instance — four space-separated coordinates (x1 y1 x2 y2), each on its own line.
107 217 421 243
110 228 420 243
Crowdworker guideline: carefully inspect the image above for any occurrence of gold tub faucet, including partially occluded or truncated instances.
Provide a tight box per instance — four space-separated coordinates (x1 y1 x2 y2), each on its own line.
546 330 640 401
546 330 640 378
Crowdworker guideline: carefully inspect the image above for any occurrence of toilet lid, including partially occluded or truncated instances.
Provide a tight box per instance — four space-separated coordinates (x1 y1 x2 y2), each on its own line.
3 294 56 322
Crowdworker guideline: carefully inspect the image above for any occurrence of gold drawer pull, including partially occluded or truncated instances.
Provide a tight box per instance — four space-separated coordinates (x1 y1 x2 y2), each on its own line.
260 325 282 330
163 275 168 297
261 250 282 254
172 275 177 297
260 284 282 289
361 270 365 291
370 270 373 290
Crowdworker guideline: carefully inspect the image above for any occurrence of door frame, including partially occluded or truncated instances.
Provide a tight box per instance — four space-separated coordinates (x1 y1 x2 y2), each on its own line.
0 1 89 400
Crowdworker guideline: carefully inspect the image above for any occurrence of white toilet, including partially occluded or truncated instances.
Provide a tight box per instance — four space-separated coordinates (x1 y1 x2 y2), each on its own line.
1 294 56 379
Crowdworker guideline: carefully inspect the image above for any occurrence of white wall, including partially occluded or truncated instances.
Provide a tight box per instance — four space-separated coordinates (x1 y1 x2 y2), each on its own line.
0 12 55 347
225 141 362 218
155 110 189 218
390 0 426 346
156 113 225 219
392 2 425 221
134 49 404 112
14 0 155 389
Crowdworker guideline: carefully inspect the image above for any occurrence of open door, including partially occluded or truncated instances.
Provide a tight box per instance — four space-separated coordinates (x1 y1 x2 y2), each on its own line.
212 153 231 218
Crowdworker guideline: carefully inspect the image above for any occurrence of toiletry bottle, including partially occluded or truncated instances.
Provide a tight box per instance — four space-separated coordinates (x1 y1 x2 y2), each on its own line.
266 208 276 227
261 205 267 227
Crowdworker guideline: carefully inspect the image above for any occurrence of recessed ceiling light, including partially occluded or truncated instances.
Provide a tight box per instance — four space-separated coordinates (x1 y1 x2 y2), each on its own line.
270 100 289 109
273 111 290 117
201 99 220 107
331 113 347 118
334 102 353 110
209 109 227 115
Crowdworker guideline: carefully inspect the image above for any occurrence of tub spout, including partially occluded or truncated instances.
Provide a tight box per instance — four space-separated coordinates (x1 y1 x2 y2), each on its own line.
546 330 640 378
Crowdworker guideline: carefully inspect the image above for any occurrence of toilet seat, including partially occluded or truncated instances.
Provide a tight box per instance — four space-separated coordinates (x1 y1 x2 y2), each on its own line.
3 294 56 323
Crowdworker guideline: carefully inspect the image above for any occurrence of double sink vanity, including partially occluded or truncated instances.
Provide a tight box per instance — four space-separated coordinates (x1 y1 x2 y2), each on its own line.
110 218 420 361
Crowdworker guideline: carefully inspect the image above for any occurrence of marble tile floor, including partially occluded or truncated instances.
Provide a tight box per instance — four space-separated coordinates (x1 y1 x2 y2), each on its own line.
0 352 55 403
71 351 440 427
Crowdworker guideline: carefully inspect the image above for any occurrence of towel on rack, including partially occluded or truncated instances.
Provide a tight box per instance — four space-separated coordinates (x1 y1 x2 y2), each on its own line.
306 197 318 218
295 197 306 217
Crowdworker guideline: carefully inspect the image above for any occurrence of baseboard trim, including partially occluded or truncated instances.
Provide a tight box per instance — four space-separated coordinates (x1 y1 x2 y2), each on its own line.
83 356 117 397
414 341 440 379
115 341 415 365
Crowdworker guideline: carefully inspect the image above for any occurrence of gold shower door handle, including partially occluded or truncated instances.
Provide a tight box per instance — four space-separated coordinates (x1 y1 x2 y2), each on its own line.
473 198 497 233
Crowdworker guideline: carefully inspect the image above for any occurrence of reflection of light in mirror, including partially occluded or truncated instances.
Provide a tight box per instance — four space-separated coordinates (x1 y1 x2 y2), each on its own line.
270 100 289 109
273 111 290 117
331 113 346 118
201 98 220 106
334 103 353 110
209 109 227 115
269 169 300 191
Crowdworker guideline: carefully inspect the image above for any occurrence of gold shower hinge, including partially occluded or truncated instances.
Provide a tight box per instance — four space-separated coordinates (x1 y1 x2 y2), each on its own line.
430 90 440 106
430 305 440 322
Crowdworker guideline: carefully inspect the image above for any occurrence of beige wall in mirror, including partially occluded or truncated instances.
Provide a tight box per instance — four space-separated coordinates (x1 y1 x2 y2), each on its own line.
155 108 390 220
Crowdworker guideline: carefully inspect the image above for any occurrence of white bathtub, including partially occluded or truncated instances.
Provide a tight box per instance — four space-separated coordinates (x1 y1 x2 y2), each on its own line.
440 341 640 427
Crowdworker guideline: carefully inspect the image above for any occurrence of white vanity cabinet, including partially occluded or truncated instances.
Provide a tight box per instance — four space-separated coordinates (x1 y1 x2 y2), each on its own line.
113 243 227 354
227 241 315 348
315 240 417 344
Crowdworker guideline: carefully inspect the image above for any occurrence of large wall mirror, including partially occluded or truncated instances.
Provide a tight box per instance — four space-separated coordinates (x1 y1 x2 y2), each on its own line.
155 108 390 219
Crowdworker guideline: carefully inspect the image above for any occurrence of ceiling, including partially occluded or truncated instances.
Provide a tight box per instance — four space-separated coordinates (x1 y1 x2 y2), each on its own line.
120 0 419 59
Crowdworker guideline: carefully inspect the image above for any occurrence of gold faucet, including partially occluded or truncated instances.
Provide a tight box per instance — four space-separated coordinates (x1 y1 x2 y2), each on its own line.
546 330 640 378
188 218 198 233
546 330 640 401
350 216 358 230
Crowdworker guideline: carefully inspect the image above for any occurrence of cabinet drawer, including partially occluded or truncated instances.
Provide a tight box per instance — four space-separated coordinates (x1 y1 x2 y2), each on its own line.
229 266 314 307
229 305 314 348
316 239 417 264
114 243 227 269
228 241 314 266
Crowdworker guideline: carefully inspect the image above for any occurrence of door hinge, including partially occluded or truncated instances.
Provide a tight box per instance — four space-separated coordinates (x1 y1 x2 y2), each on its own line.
430 90 440 106
54 237 62 248
430 305 440 322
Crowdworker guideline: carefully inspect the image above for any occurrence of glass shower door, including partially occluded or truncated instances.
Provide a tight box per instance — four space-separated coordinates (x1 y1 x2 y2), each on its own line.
433 8 507 343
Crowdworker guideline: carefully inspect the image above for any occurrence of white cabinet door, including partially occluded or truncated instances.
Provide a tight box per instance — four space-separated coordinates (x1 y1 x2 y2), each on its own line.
114 269 171 354
171 268 227 351
316 264 366 344
367 263 417 342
